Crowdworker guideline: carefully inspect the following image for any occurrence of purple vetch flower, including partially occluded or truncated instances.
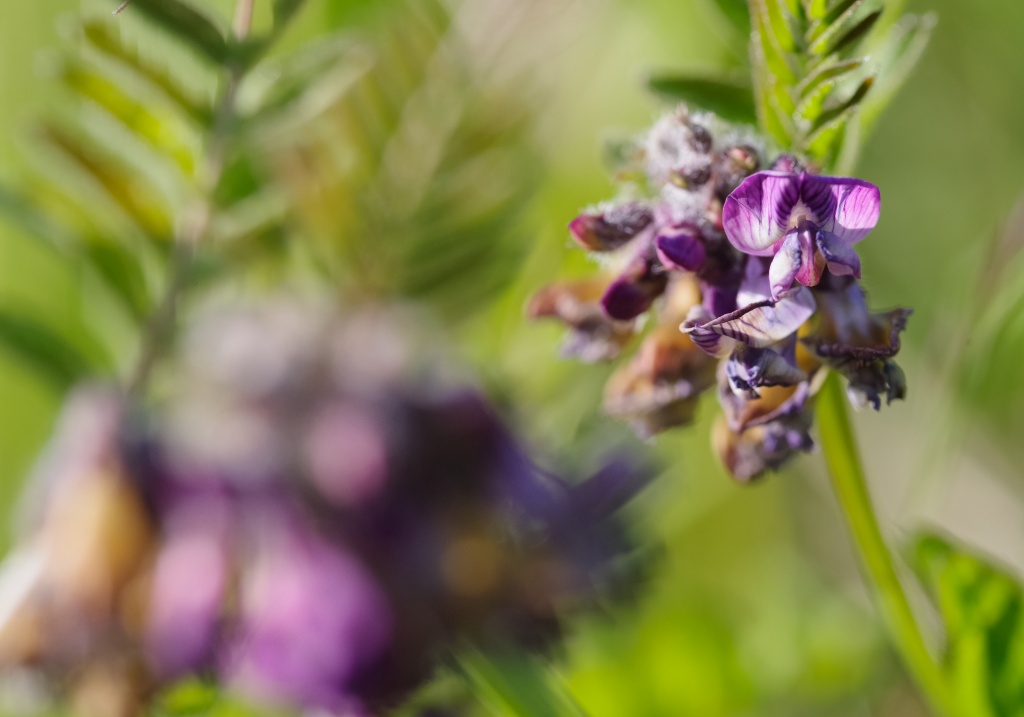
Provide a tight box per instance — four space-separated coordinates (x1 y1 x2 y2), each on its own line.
145 484 233 679
223 502 392 712
722 171 880 299
529 104 909 482
0 388 157 712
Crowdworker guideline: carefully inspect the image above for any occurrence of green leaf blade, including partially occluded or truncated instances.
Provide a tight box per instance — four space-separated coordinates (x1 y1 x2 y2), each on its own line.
647 74 757 124
0 309 106 390
123 0 229 66
913 533 1024 717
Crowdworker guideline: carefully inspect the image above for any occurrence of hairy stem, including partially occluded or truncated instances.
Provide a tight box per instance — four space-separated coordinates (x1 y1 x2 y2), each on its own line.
817 372 955 717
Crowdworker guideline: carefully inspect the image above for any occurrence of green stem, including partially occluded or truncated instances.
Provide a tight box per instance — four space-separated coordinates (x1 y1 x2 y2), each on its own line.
817 372 955 717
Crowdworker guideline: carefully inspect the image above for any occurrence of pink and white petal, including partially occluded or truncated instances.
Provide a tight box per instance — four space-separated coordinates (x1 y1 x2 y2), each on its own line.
682 286 816 350
801 175 880 244
722 171 802 256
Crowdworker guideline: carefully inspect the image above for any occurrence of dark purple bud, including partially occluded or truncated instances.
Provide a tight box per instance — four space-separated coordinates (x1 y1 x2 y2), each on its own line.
568 202 653 252
600 253 668 321
655 223 707 271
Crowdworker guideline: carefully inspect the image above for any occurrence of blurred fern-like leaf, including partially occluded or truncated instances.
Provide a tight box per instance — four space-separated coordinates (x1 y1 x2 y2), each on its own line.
263 0 542 322
0 2 293 388
0 0 542 393
913 533 1024 717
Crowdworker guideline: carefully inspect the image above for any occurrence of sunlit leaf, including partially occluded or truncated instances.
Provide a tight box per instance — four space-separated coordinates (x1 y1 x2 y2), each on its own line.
155 677 219 715
806 0 863 44
914 533 1024 717
647 73 757 124
0 185 153 322
796 57 864 97
38 124 174 242
57 60 196 175
82 20 212 125
810 7 882 57
267 0 538 323
805 75 873 136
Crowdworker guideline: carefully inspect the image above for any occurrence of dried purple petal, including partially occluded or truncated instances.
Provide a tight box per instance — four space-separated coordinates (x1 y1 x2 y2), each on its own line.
569 202 654 252
802 276 911 410
712 373 817 482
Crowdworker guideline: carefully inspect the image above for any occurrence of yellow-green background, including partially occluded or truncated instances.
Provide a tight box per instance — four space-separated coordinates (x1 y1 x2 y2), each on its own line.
2 0 1024 715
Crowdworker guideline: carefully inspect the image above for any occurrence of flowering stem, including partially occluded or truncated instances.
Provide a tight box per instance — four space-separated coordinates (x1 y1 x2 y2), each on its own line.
817 372 955 717
127 0 255 395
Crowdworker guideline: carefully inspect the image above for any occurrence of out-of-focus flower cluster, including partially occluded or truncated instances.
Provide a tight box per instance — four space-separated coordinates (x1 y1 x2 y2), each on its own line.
530 107 910 481
0 301 644 717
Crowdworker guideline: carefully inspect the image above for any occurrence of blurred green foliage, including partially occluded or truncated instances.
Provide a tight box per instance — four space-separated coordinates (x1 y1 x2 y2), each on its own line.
1 0 1024 715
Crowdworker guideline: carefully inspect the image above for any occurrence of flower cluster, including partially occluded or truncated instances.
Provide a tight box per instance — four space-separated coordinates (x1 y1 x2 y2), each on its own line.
530 107 910 481
0 301 644 716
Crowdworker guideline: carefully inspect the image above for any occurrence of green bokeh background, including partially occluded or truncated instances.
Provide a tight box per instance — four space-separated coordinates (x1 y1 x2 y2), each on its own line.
2 0 1024 715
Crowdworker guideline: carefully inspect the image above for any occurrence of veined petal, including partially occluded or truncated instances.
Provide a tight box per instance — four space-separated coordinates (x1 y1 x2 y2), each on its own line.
801 175 880 244
816 231 862 278
722 171 802 255
682 285 816 351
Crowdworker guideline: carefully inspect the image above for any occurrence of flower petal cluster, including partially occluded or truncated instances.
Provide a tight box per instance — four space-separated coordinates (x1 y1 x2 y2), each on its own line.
0 302 645 716
530 106 910 481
